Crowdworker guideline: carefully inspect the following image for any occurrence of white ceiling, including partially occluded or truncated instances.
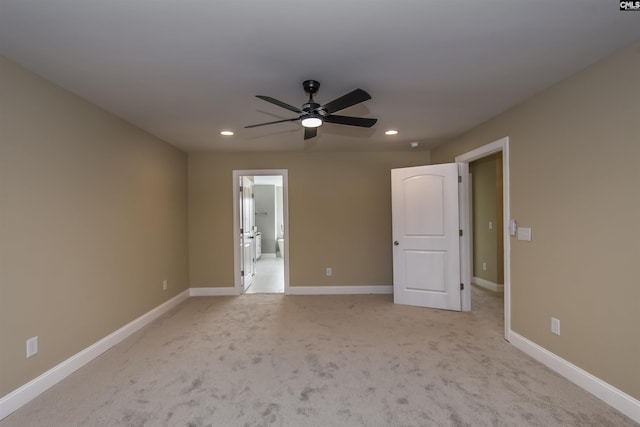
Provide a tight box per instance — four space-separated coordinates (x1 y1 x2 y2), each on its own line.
1 1 639 153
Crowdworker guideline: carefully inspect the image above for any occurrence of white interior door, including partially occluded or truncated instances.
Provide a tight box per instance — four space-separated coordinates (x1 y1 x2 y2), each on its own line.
392 163 461 311
241 177 255 291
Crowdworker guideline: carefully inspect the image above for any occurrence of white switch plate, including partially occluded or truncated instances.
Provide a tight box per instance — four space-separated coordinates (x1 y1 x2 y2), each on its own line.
551 318 561 335
162 279 168 291
482 262 487 271
326 267 332 276
26 336 38 358
517 227 532 241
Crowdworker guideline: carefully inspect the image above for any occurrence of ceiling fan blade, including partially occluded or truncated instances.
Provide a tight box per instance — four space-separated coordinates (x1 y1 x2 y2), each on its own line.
256 95 302 113
244 118 299 128
304 127 317 140
321 88 371 114
324 115 377 128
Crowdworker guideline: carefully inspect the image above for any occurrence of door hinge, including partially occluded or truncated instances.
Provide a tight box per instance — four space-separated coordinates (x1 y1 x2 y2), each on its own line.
241 270 245 277
240 228 243 234
459 229 463 237
239 186 243 192
458 175 462 183
460 283 464 290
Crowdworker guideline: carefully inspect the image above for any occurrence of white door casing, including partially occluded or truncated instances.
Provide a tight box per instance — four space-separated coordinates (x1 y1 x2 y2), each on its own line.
392 163 462 311
455 136 510 339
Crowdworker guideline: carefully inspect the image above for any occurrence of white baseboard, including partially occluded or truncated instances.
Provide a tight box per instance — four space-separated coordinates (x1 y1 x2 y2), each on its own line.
0 290 190 421
189 287 237 296
509 331 640 423
190 285 391 296
472 276 504 293
287 285 393 295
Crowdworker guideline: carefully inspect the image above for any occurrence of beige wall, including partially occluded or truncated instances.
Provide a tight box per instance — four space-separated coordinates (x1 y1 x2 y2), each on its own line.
189 151 430 287
431 42 640 399
0 57 189 396
470 153 503 284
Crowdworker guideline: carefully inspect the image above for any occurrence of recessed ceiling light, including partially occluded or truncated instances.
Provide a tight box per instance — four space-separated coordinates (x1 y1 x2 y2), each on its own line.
220 130 234 136
385 130 398 135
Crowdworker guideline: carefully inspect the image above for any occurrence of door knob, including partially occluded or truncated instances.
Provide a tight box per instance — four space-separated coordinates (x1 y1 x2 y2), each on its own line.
393 241 399 246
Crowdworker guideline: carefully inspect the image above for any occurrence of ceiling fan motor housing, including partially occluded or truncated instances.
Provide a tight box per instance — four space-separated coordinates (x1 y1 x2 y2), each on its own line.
303 102 323 115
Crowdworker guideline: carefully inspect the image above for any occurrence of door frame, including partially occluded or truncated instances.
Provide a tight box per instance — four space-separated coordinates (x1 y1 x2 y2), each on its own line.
232 169 290 295
455 137 511 341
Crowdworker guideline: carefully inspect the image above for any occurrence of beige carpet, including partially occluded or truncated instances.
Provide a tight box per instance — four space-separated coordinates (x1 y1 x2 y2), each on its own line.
1 286 636 426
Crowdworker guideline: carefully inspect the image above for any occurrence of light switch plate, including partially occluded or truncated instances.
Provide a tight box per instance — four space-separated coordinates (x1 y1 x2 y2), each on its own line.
517 227 532 241
26 336 38 358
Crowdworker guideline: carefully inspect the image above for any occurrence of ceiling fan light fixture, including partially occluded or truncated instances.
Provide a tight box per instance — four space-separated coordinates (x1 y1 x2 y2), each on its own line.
301 115 322 128
246 81 376 140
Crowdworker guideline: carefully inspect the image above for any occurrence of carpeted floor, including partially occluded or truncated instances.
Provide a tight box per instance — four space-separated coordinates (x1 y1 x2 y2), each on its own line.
1 286 636 426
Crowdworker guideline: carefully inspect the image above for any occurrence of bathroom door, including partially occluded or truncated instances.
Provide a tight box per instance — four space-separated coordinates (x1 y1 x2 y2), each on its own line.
240 177 255 290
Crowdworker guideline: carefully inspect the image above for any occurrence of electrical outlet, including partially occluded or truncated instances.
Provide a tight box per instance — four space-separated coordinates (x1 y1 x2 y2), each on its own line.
26 336 38 358
482 262 487 271
489 221 493 230
551 317 560 336
326 267 332 277
162 279 168 291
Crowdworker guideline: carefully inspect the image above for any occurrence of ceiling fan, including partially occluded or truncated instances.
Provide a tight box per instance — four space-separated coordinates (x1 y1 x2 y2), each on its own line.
245 80 377 140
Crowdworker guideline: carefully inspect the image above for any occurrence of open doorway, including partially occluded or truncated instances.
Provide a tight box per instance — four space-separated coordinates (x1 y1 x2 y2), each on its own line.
232 170 289 295
456 137 511 340
469 152 504 293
